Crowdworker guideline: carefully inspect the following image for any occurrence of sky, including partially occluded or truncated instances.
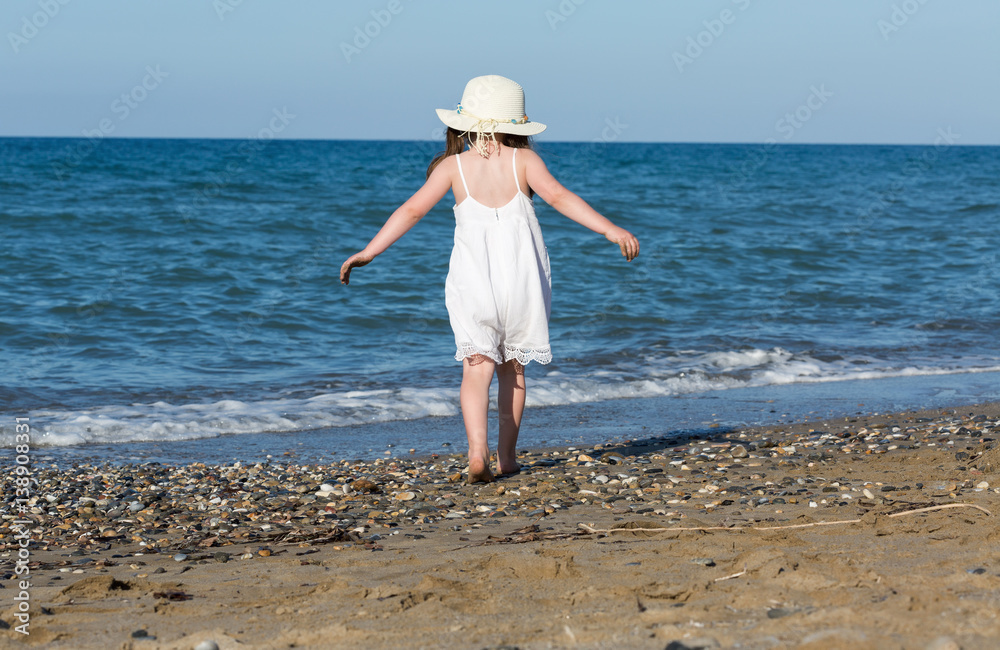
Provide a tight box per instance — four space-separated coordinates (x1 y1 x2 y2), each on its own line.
2 0 998 145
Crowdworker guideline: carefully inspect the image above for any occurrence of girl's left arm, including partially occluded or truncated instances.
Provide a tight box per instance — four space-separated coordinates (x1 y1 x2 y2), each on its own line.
523 150 639 262
340 160 453 285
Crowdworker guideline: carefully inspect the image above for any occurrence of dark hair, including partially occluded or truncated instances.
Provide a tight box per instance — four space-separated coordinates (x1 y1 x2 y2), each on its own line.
426 128 534 182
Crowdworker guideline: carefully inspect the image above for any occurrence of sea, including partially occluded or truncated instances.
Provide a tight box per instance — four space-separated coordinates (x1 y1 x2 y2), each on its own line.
2 137 999 465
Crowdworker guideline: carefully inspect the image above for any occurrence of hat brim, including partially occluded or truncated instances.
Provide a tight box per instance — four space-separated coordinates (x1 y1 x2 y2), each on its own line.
435 108 546 136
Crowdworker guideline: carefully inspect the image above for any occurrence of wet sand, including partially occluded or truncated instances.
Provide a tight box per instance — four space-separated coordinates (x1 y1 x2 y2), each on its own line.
3 403 999 649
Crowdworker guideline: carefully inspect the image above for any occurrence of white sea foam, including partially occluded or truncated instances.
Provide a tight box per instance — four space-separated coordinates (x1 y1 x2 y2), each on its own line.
15 387 461 448
5 348 1000 447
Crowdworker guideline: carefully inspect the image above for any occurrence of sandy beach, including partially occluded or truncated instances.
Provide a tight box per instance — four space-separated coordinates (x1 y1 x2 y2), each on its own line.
5 4 1000 648
3 403 999 649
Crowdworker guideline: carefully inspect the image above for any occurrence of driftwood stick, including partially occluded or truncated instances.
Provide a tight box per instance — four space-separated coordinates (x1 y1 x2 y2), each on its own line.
713 567 748 582
577 502 992 535
886 503 992 517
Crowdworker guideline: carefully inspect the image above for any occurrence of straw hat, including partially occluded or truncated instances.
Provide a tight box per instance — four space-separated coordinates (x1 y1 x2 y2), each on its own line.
435 75 546 137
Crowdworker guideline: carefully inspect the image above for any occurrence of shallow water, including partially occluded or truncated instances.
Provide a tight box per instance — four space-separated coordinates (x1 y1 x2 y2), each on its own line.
2 138 999 457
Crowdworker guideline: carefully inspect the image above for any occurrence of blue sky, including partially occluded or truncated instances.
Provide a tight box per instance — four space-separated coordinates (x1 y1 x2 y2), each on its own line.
3 0 998 144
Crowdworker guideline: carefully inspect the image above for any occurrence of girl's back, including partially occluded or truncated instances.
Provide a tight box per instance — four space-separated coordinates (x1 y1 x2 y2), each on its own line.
451 146 531 208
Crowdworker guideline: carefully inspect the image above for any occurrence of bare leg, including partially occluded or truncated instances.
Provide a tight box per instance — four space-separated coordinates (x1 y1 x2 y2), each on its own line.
460 354 496 483
496 359 525 475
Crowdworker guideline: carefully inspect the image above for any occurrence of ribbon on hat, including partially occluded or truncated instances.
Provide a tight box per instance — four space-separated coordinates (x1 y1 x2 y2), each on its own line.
456 104 529 158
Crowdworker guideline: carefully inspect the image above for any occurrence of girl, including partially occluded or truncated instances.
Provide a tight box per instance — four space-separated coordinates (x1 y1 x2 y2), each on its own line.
340 75 639 483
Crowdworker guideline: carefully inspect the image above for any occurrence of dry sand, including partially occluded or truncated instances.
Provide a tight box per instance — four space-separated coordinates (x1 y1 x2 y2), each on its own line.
3 403 999 649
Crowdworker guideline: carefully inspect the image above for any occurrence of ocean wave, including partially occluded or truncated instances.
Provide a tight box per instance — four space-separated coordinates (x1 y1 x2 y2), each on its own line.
4 348 1000 448
957 203 999 213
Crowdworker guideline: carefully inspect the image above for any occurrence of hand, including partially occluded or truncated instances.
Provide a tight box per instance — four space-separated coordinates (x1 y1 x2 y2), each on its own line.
340 251 374 285
605 227 640 262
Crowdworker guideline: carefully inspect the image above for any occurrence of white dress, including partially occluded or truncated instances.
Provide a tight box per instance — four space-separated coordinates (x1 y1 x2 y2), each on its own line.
445 148 552 365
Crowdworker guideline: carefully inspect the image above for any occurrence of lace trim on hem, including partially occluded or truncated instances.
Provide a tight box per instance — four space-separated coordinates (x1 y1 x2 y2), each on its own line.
454 343 552 366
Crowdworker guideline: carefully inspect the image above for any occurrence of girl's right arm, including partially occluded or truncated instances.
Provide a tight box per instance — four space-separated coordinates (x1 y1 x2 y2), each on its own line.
522 150 639 262
340 158 455 285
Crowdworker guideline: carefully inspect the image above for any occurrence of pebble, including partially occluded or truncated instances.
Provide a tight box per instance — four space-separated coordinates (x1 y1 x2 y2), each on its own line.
351 478 379 494
2 409 994 563
194 642 220 650
925 637 961 650
665 638 719 650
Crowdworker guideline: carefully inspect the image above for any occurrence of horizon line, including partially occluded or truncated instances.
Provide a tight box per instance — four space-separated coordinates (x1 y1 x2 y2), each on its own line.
0 135 996 147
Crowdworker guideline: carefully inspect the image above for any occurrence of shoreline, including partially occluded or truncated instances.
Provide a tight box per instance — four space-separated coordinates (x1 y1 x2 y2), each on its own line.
10 368 1000 467
3 402 999 648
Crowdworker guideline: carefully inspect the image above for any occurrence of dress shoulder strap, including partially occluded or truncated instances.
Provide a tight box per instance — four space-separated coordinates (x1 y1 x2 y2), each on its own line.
455 154 471 199
511 148 520 192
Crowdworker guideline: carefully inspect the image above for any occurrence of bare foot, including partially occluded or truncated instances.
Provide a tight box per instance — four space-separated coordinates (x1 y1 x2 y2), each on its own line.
467 456 495 484
496 461 521 477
